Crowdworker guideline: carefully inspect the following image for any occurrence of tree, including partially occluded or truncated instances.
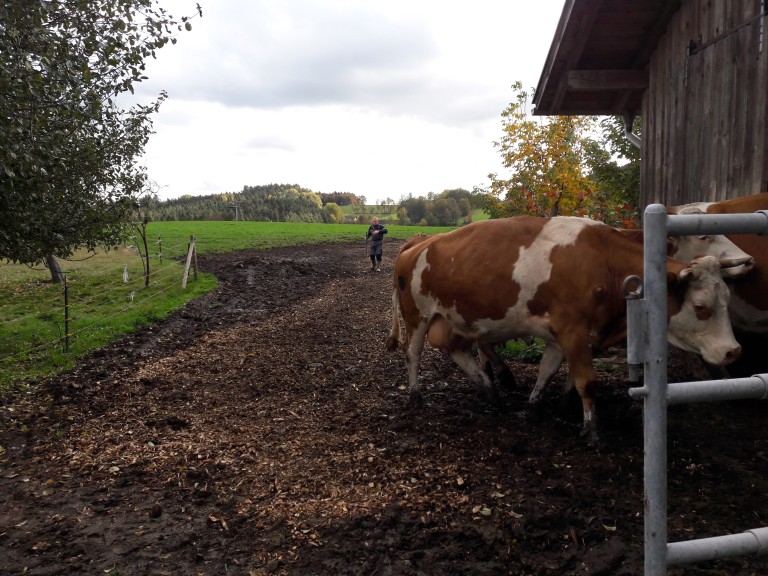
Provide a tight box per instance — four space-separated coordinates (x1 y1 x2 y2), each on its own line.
487 82 594 219
457 197 471 217
426 198 460 226
0 1 202 275
323 202 345 223
486 83 641 227
582 116 641 227
398 194 427 225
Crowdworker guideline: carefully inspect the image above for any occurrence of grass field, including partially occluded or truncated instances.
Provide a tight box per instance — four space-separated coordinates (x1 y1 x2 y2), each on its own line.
149 220 456 257
0 220 458 388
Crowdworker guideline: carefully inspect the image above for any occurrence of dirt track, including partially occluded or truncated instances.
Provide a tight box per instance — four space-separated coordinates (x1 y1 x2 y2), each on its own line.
1 241 767 575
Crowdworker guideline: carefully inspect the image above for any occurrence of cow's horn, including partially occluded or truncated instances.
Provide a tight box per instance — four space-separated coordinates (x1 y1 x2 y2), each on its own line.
718 255 754 269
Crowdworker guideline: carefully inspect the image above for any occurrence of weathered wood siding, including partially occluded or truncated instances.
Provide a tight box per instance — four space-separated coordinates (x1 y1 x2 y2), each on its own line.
641 0 767 207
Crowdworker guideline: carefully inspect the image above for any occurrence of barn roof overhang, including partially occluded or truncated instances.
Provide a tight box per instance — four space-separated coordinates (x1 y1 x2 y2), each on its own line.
533 0 681 116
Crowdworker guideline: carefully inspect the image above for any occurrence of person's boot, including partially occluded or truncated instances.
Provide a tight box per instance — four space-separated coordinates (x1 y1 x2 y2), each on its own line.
376 258 382 272
371 258 376 271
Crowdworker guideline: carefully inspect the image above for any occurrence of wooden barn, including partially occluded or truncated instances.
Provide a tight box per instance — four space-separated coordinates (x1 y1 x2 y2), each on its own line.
533 0 768 207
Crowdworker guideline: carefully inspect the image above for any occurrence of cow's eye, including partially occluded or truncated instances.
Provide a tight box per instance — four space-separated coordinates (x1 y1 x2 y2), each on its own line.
697 235 710 241
693 304 712 320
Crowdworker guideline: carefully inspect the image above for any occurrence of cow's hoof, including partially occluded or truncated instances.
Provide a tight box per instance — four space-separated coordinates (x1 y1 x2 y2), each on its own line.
526 402 544 424
480 389 505 411
580 425 602 450
586 435 603 450
408 392 424 409
497 367 518 391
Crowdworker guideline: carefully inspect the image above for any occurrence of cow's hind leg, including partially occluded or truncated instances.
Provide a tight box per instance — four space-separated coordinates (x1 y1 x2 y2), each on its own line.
525 343 565 422
560 341 600 447
405 322 429 407
478 342 517 390
528 343 565 404
448 343 502 407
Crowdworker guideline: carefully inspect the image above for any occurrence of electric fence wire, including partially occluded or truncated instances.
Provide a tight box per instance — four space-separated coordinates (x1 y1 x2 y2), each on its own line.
0 260 197 364
0 260 186 328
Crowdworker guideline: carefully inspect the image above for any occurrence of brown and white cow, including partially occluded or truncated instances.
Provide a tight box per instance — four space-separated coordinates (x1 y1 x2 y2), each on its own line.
385 216 746 444
415 227 753 394
670 193 768 375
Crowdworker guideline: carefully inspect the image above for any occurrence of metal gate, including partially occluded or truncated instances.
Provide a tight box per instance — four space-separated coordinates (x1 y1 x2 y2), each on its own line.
625 204 768 575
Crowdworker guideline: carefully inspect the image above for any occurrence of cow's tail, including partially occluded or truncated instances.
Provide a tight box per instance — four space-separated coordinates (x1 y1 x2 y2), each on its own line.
385 284 403 352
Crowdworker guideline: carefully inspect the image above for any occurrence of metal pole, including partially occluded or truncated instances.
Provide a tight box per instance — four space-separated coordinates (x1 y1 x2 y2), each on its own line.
668 527 768 565
666 374 768 404
643 204 670 575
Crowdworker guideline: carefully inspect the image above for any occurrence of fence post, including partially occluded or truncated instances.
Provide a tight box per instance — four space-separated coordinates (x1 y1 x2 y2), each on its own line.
192 235 198 281
182 235 197 289
629 207 768 574
642 204 670 575
63 275 70 353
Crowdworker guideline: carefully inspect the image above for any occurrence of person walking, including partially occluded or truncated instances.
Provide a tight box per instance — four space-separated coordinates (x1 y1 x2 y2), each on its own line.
365 217 388 271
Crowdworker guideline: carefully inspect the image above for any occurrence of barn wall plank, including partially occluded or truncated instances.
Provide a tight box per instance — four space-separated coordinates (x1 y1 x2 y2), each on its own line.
640 0 767 208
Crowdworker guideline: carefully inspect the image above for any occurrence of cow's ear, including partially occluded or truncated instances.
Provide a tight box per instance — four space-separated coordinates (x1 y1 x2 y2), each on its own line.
665 236 678 256
668 269 689 288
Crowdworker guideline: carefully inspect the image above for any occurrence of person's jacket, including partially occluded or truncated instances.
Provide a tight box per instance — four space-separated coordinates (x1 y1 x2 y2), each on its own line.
366 224 388 243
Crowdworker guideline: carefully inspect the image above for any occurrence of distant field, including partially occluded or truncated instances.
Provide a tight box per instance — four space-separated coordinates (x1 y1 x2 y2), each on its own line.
0 220 460 387
143 220 456 258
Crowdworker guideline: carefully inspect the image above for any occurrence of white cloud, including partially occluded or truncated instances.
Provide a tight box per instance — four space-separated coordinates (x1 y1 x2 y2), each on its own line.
132 0 564 202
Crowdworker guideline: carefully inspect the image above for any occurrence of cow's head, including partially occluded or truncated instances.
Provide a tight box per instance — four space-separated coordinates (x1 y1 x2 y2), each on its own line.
668 234 754 278
667 255 743 365
667 208 754 278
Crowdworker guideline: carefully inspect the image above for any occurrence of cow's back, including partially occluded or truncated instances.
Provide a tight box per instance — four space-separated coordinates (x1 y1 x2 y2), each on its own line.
394 216 648 346
393 219 544 334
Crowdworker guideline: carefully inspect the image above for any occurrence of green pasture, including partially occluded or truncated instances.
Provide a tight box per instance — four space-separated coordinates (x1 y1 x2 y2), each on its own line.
0 220 456 388
150 220 454 258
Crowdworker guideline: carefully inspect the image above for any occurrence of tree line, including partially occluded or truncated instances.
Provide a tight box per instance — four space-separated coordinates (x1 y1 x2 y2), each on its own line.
143 184 491 227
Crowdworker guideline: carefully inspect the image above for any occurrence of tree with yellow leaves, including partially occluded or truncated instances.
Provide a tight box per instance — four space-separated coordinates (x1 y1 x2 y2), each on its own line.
486 82 639 227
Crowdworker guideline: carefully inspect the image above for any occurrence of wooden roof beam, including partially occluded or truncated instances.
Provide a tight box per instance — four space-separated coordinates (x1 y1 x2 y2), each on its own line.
567 69 649 91
546 0 607 113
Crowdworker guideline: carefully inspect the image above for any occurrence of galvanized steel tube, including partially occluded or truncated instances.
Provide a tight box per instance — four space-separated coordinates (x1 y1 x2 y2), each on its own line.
642 204 671 576
667 210 768 236
667 527 768 566
667 374 768 405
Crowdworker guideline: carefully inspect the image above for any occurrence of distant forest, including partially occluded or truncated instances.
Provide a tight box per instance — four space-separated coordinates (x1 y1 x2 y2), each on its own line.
142 183 489 227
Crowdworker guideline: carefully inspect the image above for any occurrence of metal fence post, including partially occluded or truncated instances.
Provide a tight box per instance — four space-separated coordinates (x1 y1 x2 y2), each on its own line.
629 206 768 574
642 204 670 575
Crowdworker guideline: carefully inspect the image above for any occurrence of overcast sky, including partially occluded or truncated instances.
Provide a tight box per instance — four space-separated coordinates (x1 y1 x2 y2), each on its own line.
131 0 565 203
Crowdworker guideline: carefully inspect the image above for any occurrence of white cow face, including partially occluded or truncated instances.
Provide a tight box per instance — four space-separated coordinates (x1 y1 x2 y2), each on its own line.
667 255 741 366
669 234 754 277
667 207 754 278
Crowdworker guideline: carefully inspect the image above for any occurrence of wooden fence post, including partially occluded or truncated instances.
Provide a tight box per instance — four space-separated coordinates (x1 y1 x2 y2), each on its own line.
182 235 197 289
63 275 70 353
